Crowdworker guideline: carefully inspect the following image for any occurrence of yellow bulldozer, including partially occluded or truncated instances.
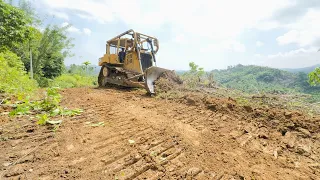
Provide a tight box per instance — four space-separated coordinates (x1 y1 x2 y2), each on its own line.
98 29 169 94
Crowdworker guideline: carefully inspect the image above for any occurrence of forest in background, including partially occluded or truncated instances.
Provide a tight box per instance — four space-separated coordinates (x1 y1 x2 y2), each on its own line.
0 0 96 98
212 65 320 96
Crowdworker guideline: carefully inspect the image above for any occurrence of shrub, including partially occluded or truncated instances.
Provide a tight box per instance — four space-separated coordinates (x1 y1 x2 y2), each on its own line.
0 51 38 97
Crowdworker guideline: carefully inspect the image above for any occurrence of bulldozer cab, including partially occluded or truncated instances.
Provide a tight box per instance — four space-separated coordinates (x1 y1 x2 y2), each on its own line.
99 29 159 74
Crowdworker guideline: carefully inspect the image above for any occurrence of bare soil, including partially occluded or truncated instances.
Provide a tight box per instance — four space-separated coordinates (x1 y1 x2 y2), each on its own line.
1 88 320 179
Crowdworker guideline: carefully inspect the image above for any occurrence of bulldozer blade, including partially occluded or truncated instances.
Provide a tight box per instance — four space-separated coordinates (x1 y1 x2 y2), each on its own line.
144 66 170 94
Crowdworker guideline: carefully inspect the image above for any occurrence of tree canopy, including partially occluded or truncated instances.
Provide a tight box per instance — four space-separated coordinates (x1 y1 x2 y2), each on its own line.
0 0 31 51
212 64 320 96
1 0 74 87
309 67 320 86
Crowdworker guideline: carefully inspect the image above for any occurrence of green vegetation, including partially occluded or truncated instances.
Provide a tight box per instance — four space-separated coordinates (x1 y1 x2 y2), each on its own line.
207 64 320 104
8 88 83 125
181 62 206 88
309 67 320 86
50 64 97 88
0 0 95 91
176 62 320 114
0 50 38 97
211 64 320 95
50 74 96 88
0 1 88 127
0 0 32 52
1 0 76 88
15 24 74 87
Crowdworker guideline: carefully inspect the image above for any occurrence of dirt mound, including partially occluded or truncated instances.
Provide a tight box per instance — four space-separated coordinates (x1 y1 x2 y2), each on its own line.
154 70 183 93
169 91 320 134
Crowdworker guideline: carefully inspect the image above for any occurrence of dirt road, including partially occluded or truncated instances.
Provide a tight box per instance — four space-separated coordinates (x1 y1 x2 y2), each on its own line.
1 88 320 179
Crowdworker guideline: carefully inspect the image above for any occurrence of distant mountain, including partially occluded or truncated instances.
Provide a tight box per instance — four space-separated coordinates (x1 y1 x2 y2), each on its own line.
281 64 319 74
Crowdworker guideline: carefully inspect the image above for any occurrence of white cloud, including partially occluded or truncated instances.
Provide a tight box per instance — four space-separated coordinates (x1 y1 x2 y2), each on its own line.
67 26 81 33
201 40 246 53
225 41 246 53
276 9 320 47
267 47 318 58
61 22 69 27
173 34 186 44
276 30 298 45
41 0 115 23
60 23 92 36
49 11 69 20
254 47 320 68
83 28 92 36
254 54 263 58
40 0 290 40
255 21 280 31
61 22 80 34
256 41 264 47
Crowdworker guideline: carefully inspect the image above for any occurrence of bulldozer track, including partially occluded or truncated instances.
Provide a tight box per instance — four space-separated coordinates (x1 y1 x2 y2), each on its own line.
1 88 320 179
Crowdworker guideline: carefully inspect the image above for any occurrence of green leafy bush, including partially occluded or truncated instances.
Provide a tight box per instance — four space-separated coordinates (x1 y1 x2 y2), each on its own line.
0 51 37 96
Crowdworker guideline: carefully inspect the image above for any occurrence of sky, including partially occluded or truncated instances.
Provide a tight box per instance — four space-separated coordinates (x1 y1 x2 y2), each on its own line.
25 0 320 70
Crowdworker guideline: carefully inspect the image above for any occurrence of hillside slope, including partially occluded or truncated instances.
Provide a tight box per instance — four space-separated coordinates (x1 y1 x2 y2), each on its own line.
212 64 320 95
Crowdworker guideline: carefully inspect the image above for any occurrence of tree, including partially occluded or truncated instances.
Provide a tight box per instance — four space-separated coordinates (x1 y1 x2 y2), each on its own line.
82 61 90 71
83 61 91 66
188 62 205 77
17 25 74 79
15 26 42 71
181 62 205 88
309 67 320 86
0 0 31 52
39 25 74 78
17 0 41 26
308 49 320 86
1 1 74 86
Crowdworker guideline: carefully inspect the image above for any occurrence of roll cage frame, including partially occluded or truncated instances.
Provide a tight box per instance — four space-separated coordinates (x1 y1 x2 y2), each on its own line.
105 29 159 64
